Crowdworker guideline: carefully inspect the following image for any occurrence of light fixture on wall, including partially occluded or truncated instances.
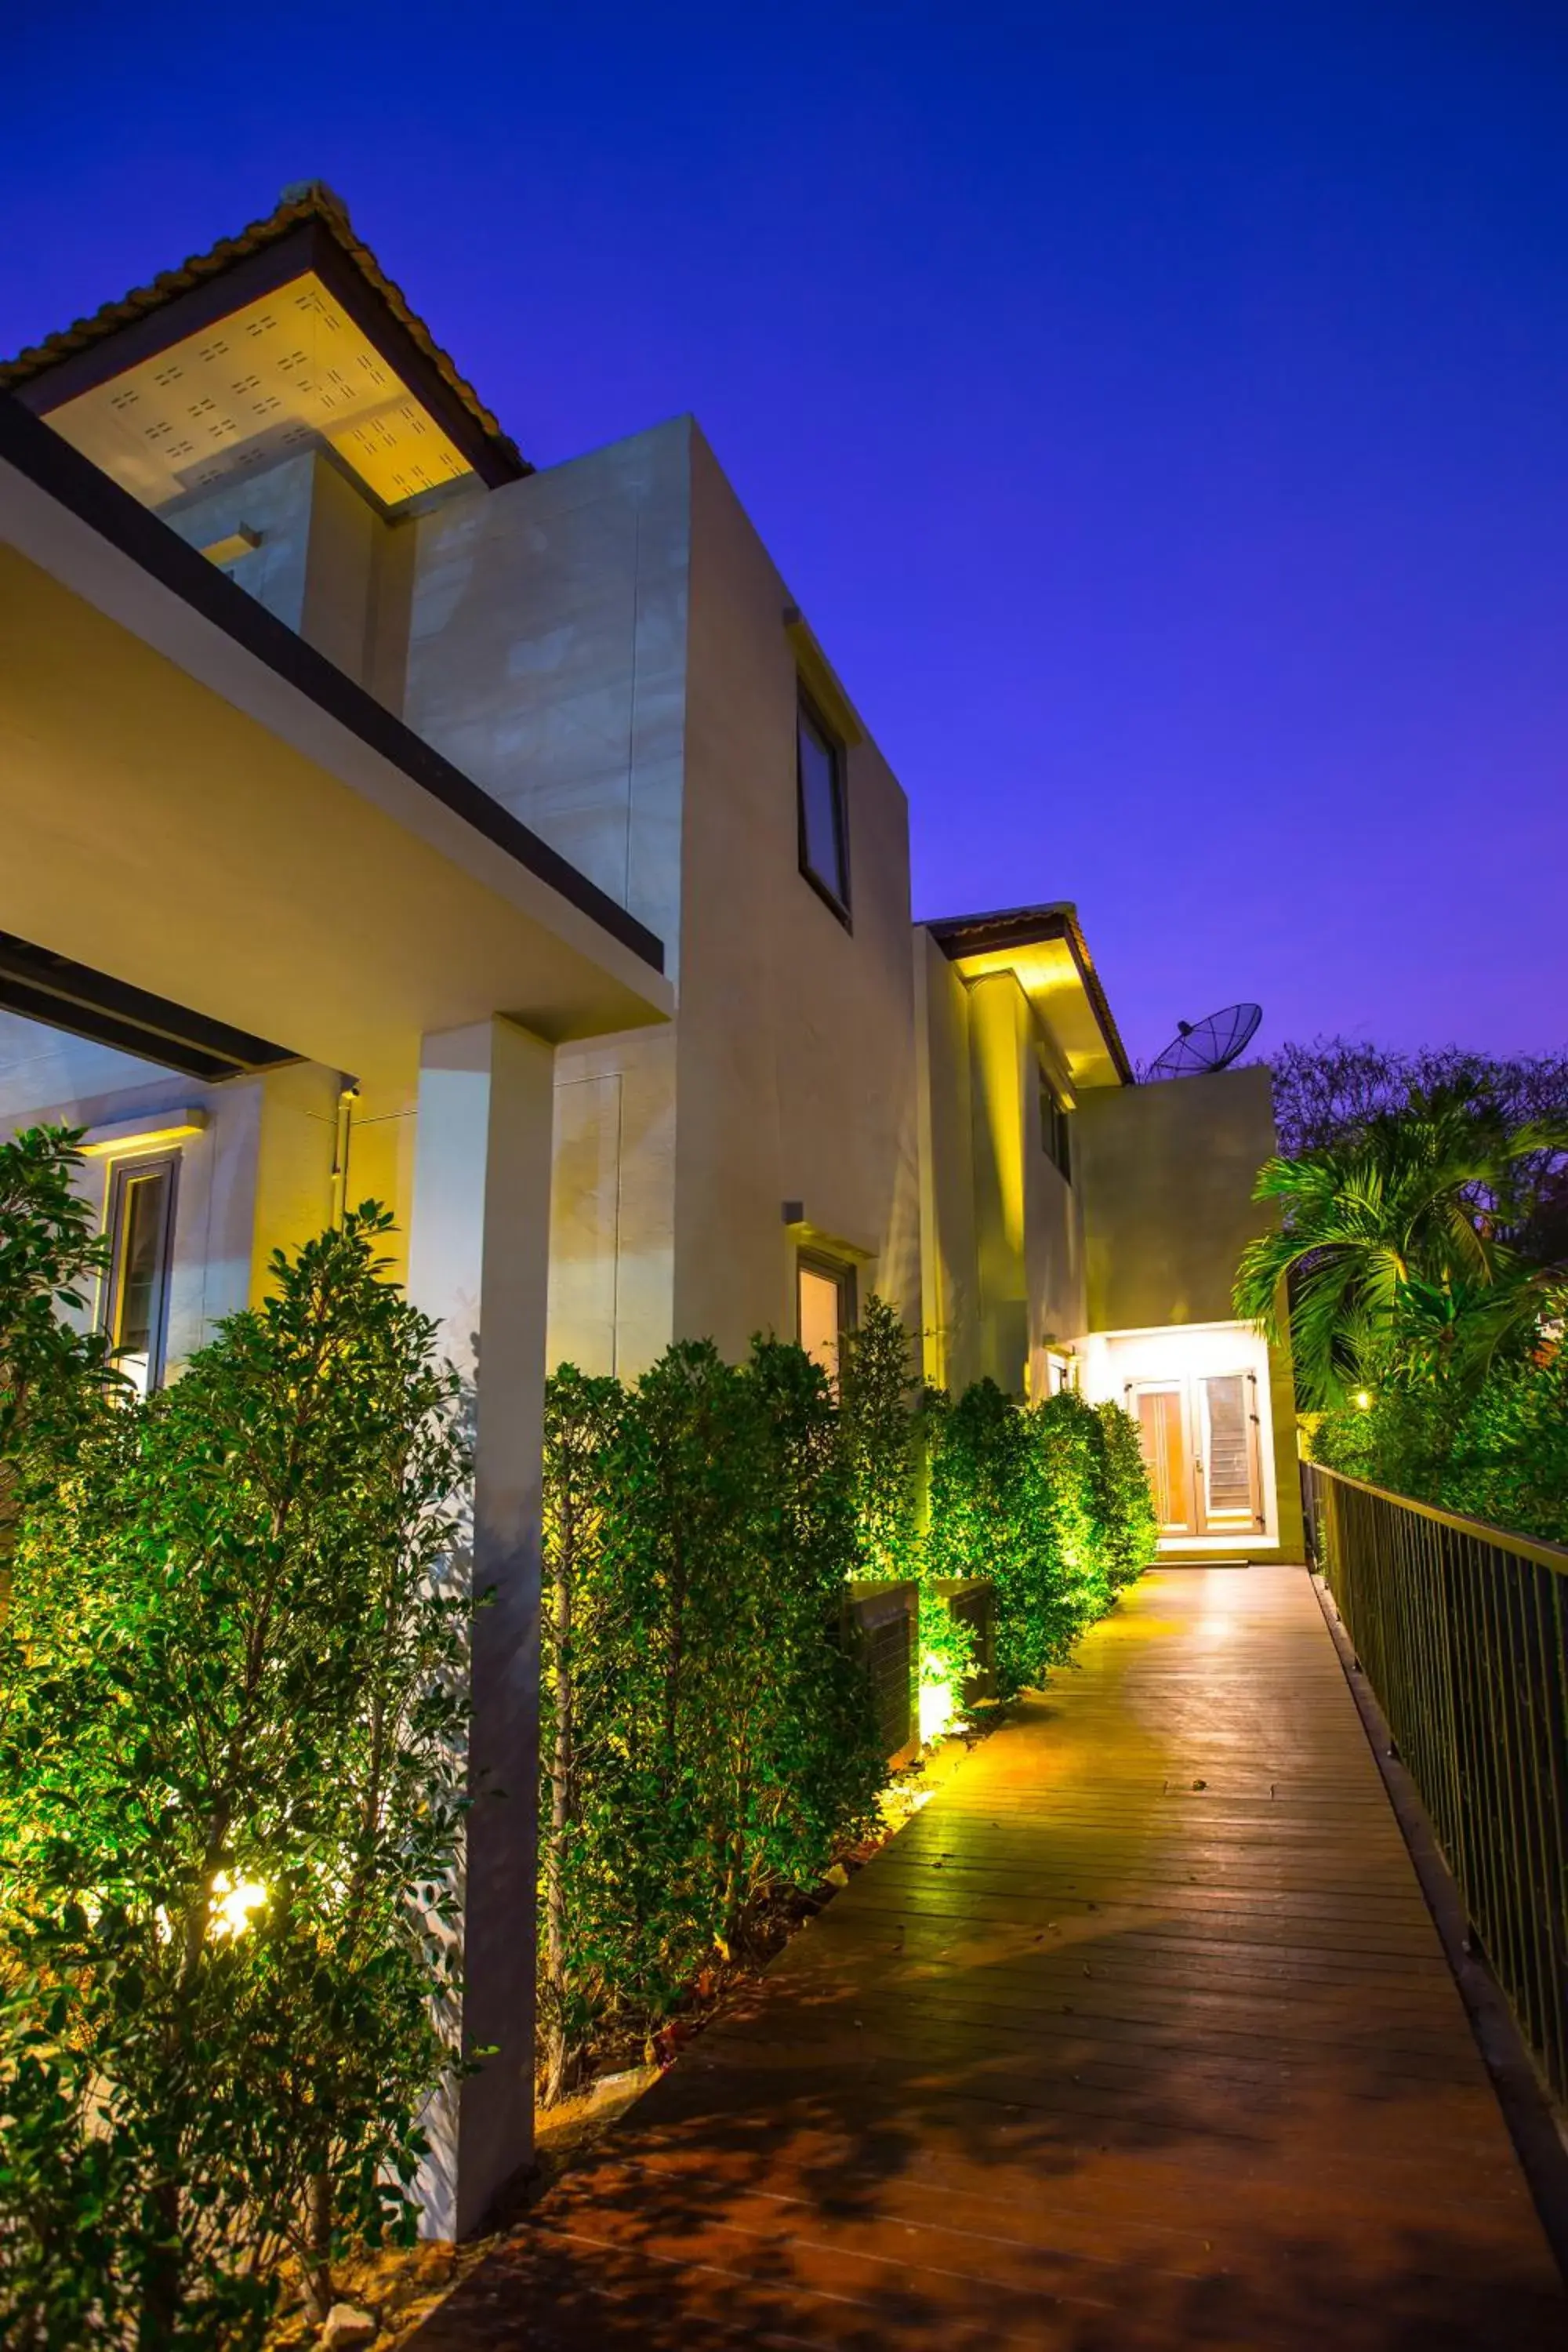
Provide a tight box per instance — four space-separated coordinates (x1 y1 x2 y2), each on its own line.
79 1110 209 1157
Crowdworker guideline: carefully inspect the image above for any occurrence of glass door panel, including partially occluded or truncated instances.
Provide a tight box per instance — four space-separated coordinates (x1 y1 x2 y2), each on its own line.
1199 1373 1258 1529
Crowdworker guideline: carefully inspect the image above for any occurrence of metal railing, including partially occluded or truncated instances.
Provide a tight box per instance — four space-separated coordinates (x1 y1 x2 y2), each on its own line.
1303 1459 1568 2106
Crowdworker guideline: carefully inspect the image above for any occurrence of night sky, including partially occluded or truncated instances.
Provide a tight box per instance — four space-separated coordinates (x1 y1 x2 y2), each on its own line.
5 4 1565 1068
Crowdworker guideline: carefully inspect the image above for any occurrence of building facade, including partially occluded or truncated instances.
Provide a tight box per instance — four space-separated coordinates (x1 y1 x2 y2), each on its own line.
914 901 1301 1560
1 182 1302 2226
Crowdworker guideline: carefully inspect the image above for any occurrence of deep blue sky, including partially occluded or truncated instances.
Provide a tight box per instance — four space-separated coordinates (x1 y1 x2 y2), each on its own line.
5 4 1566 1066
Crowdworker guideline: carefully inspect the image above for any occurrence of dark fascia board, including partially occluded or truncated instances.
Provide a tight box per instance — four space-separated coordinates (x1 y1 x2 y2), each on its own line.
8 220 528 497
924 902 1135 1086
0 931 298 1083
0 397 665 977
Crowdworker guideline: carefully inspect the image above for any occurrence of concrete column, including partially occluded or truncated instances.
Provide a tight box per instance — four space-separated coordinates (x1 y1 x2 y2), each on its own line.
405 1016 556 2239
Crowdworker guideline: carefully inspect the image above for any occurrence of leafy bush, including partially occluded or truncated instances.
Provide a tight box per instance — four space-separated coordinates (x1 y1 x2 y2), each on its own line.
925 1382 1157 1698
539 1338 882 2097
0 1208 469 2344
838 1294 923 1581
0 1125 120 1582
1094 1399 1161 1590
1312 1340 1568 1548
1250 1058 1568 1541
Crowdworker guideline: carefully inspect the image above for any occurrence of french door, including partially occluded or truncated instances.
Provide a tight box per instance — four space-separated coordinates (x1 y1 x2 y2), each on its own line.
1129 1371 1261 1537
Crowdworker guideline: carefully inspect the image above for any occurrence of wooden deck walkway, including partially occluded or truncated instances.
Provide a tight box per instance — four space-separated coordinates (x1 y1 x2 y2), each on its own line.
414 1566 1565 2350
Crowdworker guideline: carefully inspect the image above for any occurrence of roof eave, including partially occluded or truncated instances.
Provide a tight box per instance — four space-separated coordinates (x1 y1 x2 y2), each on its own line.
0 184 529 491
924 902 1135 1087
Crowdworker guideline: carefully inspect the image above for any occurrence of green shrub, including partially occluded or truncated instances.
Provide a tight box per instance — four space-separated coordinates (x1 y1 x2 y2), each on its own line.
1312 1342 1568 1548
838 1294 923 1581
0 1124 120 1582
926 1381 1157 1697
538 1337 882 2096
0 1208 469 2343
1440 1344 1568 1543
927 1381 1064 1694
1094 1399 1161 1588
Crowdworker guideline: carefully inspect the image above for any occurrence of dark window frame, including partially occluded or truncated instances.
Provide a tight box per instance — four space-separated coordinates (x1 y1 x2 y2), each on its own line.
103 1150 180 1393
796 688 852 927
796 1249 857 1366
1038 1064 1073 1185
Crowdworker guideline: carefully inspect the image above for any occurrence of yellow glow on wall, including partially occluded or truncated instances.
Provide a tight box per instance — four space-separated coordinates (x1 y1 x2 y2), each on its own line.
80 1112 208 1156
970 976 1027 1258
949 935 1123 1092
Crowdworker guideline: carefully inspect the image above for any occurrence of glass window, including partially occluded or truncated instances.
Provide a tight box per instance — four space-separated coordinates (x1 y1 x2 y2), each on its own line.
105 1154 178 1396
797 1257 854 1387
1039 1066 1073 1183
797 693 850 916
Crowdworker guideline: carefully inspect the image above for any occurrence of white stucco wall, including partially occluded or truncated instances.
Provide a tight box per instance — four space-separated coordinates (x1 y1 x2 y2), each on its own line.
0 1012 257 1356
400 415 921 1377
913 949 1091 1401
19 409 924 1390
403 420 690 959
1078 1318 1283 1552
677 426 921 1359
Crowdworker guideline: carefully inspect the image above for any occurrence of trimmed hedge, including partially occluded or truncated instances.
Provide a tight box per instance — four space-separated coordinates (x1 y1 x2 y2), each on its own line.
926 1381 1156 1697
538 1340 884 2100
539 1305 1162 2092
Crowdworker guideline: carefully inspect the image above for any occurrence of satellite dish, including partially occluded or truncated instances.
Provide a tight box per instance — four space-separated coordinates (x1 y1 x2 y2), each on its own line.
1148 1003 1261 1080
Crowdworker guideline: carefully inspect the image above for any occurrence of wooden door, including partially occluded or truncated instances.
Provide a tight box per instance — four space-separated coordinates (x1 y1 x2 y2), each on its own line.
1131 1371 1264 1539
1132 1382 1196 1536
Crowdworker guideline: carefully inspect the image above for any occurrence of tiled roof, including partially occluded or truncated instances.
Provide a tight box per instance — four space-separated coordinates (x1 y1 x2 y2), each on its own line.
0 181 528 476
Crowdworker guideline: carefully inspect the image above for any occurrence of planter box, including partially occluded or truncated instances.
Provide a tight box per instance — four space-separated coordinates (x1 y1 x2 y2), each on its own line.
932 1577 997 1706
843 1579 919 1767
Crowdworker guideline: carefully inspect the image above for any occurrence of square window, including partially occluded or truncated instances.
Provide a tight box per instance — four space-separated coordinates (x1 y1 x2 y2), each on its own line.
797 691 851 919
103 1153 179 1396
797 1254 855 1388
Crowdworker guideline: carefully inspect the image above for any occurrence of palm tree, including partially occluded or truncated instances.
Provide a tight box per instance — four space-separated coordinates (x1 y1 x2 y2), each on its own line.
1234 1087 1568 1407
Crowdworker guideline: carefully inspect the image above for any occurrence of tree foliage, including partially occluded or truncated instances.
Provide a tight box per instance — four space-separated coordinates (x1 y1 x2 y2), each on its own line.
0 1207 470 2346
1254 1050 1568 1543
1094 1399 1162 1592
1236 1086 1568 1407
1311 1339 1568 1549
838 1294 923 1581
1269 1037 1568 1160
0 1125 120 1581
538 1338 883 2098
925 1381 1156 1698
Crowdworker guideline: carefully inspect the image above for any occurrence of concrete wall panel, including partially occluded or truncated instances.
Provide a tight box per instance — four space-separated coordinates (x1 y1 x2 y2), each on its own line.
405 423 690 954
678 427 921 1357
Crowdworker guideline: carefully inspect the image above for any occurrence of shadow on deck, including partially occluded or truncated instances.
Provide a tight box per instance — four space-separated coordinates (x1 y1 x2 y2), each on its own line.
409 1566 1566 2350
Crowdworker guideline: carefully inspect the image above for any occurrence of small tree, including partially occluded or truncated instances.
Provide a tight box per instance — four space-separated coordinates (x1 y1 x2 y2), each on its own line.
926 1380 1057 1696
0 1207 470 2343
536 1337 880 2097
838 1294 922 1581
1235 1088 1568 1406
1094 1400 1160 1589
0 1125 118 1585
1027 1392 1112 1641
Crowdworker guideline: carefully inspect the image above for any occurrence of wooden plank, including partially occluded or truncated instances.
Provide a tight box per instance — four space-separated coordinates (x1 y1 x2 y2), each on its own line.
410 1566 1566 2350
